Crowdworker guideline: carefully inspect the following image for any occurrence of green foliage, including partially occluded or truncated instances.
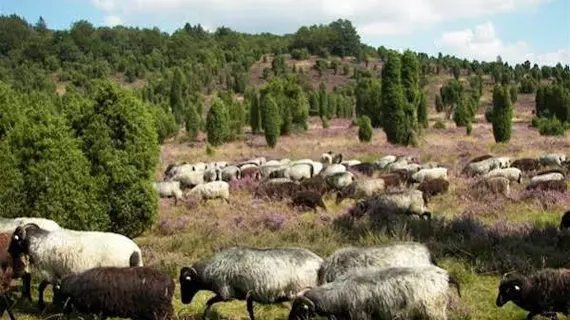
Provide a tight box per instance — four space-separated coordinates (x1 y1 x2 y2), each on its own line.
534 117 568 136
170 67 187 124
262 94 280 148
206 97 230 146
355 78 382 127
245 88 262 134
491 85 513 143
291 48 310 60
435 94 444 113
439 79 464 118
433 120 446 129
291 19 361 58
510 86 518 104
466 122 473 136
418 91 429 129
519 76 538 93
453 99 470 127
321 117 330 129
149 103 178 143
381 51 409 145
401 50 420 105
357 115 373 142
272 55 287 76
206 144 216 156
535 84 570 123
484 107 494 123
185 102 200 140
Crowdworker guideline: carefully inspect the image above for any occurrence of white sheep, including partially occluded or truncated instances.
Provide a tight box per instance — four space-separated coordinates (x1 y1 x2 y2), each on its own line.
186 181 230 203
374 155 397 170
529 172 565 188
335 179 385 204
325 172 356 191
285 163 314 181
221 165 242 182
8 223 143 309
341 160 362 167
319 164 347 178
539 153 567 167
152 181 184 205
484 168 523 184
411 168 449 184
320 152 333 164
0 217 61 233
464 157 508 176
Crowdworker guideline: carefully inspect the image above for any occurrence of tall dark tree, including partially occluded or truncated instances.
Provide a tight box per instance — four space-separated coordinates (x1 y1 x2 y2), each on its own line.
206 98 229 146
491 85 513 143
262 94 280 148
381 51 408 145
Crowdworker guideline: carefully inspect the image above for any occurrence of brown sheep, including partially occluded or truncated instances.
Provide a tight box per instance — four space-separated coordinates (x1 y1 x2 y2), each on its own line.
241 167 262 180
471 176 510 199
291 191 327 212
526 179 567 192
299 175 330 196
255 181 299 200
511 158 542 173
0 233 21 320
417 178 450 201
379 173 405 189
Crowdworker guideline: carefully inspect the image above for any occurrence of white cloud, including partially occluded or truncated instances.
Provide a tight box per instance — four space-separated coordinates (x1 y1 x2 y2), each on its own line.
103 15 122 27
435 21 570 66
89 0 549 36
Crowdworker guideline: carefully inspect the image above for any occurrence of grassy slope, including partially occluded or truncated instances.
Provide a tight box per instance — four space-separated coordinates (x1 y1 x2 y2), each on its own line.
14 66 570 320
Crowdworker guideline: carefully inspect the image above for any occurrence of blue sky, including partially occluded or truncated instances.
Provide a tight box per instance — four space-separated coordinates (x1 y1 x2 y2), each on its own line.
3 0 569 66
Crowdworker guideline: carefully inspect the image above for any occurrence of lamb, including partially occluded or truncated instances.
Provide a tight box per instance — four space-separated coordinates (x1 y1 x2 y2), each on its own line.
512 158 542 173
7 223 143 309
317 242 437 284
418 178 450 200
291 191 327 212
52 266 174 320
186 181 230 203
0 217 61 233
152 181 184 205
335 179 385 205
289 265 461 320
179 246 324 320
410 167 448 184
221 165 242 182
539 153 567 167
496 269 570 319
471 176 511 198
166 166 205 188
484 167 523 184
526 179 567 192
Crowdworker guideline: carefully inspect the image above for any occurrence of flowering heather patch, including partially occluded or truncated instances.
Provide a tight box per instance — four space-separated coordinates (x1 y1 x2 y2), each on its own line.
229 176 260 193
513 189 570 210
157 214 190 236
256 212 287 231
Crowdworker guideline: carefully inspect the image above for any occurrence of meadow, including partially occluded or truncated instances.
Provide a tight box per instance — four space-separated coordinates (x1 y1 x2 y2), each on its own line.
10 88 570 320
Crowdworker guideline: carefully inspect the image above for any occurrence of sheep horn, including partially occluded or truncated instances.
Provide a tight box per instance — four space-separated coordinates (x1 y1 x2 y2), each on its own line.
502 270 517 280
297 295 315 309
295 287 313 297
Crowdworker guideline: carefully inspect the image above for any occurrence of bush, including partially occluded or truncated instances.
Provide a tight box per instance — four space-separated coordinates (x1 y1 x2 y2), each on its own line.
206 98 229 146
491 85 513 143
519 76 537 94
484 107 494 123
433 120 446 129
453 99 470 127
466 122 473 136
291 48 310 60
357 115 373 142
262 95 280 148
535 117 568 136
510 86 518 104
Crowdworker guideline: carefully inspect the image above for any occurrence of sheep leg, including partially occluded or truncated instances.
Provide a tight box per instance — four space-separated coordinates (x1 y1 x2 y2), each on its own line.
246 295 256 320
22 272 32 301
37 280 50 310
202 295 225 320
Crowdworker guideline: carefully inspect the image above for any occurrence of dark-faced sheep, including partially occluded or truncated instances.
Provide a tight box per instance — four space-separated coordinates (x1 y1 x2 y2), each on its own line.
53 266 174 320
512 158 542 173
378 173 405 189
418 178 450 200
241 167 262 180
560 211 570 231
179 246 323 320
0 233 21 320
299 175 329 196
289 265 461 320
349 163 377 177
292 191 327 212
496 269 570 319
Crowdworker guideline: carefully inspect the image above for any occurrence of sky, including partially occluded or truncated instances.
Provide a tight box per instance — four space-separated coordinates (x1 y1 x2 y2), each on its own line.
3 0 570 66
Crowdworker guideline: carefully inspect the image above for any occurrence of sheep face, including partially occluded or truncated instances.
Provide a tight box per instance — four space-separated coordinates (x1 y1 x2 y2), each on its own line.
560 211 570 231
288 296 316 320
496 274 526 307
179 267 201 304
7 225 33 277
52 281 73 312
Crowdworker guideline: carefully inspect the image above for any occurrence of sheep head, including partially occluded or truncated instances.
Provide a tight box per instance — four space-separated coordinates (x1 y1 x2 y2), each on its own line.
496 272 526 307
179 266 200 304
7 223 39 277
288 295 316 320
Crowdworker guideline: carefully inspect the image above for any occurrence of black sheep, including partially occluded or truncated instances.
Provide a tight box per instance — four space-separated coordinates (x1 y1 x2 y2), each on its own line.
417 178 449 200
52 266 174 320
349 163 377 177
291 191 327 212
512 158 542 173
496 269 570 320
560 211 570 231
299 176 329 196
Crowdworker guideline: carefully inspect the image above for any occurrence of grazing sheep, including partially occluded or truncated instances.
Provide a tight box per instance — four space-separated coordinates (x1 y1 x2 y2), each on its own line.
559 211 570 231
374 155 397 170
335 179 386 205
420 162 441 170
52 266 174 320
221 165 242 182
472 177 511 198
260 164 289 179
332 153 343 164
353 189 431 220
179 246 324 320
0 217 60 233
166 166 205 188
526 179 567 192
349 163 377 177
0 233 22 320
484 167 523 184
291 191 327 212
512 158 542 173
341 160 361 167
186 181 230 203
325 171 356 191
204 167 222 182
152 181 184 205
378 173 405 189
319 164 346 178
528 172 565 189
410 167 448 184
496 269 570 320
299 175 329 196
463 157 510 176
289 265 460 320
539 153 567 167
286 163 315 182
467 154 493 164
317 242 437 284
8 223 143 309
241 167 261 180
418 178 450 200
239 163 259 171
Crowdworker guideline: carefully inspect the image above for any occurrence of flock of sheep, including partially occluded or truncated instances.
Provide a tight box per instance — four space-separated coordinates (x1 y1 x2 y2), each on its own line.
0 151 568 320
